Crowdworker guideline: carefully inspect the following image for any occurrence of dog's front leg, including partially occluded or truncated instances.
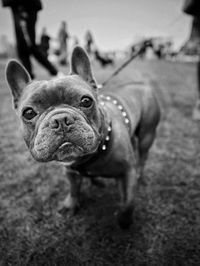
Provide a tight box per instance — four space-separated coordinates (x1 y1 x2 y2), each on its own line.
117 167 138 229
59 168 83 214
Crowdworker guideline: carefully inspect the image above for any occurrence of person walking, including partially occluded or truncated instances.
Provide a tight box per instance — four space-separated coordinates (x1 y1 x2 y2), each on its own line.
58 21 70 65
1 0 62 79
85 30 94 55
40 27 50 59
183 0 200 120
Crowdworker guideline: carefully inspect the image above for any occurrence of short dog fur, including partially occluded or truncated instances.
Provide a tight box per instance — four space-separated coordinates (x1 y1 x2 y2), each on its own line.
5 46 160 228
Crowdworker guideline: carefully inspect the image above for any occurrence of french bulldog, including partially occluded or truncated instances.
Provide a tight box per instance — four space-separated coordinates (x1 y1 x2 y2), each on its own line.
5 46 160 228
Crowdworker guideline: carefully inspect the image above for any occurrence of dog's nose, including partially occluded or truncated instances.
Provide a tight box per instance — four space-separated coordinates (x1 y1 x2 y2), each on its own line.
49 114 73 130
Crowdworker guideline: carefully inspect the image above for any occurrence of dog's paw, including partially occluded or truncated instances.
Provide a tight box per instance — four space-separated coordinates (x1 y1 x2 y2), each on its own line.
117 207 133 229
58 194 80 216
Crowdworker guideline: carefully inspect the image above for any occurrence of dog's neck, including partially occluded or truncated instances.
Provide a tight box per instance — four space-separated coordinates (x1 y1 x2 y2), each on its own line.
99 94 130 131
69 93 131 173
68 98 112 172
98 100 112 151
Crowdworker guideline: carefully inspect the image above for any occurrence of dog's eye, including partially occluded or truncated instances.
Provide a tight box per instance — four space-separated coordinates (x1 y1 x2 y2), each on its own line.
80 96 93 108
22 107 37 120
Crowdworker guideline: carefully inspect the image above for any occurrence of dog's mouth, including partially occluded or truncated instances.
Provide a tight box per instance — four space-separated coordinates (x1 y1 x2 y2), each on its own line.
53 141 83 162
31 108 100 162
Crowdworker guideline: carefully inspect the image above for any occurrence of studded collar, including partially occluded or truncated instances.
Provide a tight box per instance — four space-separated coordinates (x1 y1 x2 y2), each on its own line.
98 94 131 152
71 94 130 173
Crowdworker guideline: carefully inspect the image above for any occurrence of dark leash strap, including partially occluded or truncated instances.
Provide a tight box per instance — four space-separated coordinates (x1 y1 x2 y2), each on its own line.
98 39 152 89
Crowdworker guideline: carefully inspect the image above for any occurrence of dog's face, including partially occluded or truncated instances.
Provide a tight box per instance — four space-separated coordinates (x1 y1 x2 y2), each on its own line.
6 47 102 163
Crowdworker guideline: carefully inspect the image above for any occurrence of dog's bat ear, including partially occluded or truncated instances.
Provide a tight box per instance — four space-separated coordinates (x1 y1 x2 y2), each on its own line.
5 60 31 108
70 46 97 89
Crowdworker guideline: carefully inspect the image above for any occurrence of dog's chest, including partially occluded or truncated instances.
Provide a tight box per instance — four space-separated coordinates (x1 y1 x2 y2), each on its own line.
75 122 135 178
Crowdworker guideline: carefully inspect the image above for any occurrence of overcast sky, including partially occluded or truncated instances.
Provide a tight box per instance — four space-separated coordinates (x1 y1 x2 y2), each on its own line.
0 0 192 51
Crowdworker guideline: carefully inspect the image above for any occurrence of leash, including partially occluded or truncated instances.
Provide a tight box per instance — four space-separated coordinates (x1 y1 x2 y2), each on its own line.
97 13 183 90
98 39 152 89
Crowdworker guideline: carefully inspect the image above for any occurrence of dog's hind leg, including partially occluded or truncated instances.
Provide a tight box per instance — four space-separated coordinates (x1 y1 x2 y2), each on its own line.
117 162 138 229
137 129 157 184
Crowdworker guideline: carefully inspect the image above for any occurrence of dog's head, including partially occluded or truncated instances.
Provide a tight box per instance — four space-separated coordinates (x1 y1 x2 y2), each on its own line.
6 47 103 163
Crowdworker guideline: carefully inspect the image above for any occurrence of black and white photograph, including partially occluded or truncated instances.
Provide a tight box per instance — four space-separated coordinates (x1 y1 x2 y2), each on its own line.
0 0 200 265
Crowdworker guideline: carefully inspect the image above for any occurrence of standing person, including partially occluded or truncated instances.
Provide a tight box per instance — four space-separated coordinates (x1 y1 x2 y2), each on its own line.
1 0 62 79
183 0 200 120
40 27 50 59
58 21 70 65
73 36 79 47
85 30 94 54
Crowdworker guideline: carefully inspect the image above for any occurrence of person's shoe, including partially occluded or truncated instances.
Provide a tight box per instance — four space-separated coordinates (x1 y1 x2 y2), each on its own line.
192 100 200 121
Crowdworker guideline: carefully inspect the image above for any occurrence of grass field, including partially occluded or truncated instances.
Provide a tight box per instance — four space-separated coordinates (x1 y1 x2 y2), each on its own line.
0 57 200 266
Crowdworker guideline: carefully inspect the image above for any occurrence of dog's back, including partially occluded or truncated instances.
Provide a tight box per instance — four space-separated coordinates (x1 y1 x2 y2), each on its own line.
105 82 160 139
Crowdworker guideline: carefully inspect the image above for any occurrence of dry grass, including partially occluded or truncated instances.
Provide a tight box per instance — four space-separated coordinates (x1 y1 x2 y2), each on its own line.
0 58 200 266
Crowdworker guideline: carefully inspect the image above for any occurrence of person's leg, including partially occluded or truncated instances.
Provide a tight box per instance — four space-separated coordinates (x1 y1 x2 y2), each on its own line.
59 42 67 65
193 58 200 120
191 16 200 120
11 8 34 78
26 11 58 76
197 59 200 98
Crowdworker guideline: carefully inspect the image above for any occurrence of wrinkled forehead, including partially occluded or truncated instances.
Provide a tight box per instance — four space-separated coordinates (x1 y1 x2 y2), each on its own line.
20 75 94 109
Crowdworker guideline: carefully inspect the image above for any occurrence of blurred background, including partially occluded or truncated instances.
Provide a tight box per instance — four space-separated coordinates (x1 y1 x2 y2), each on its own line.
0 0 196 63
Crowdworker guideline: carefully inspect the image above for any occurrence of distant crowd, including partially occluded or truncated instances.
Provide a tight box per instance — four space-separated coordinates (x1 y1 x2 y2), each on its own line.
39 24 115 68
1 0 190 80
1 0 116 80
